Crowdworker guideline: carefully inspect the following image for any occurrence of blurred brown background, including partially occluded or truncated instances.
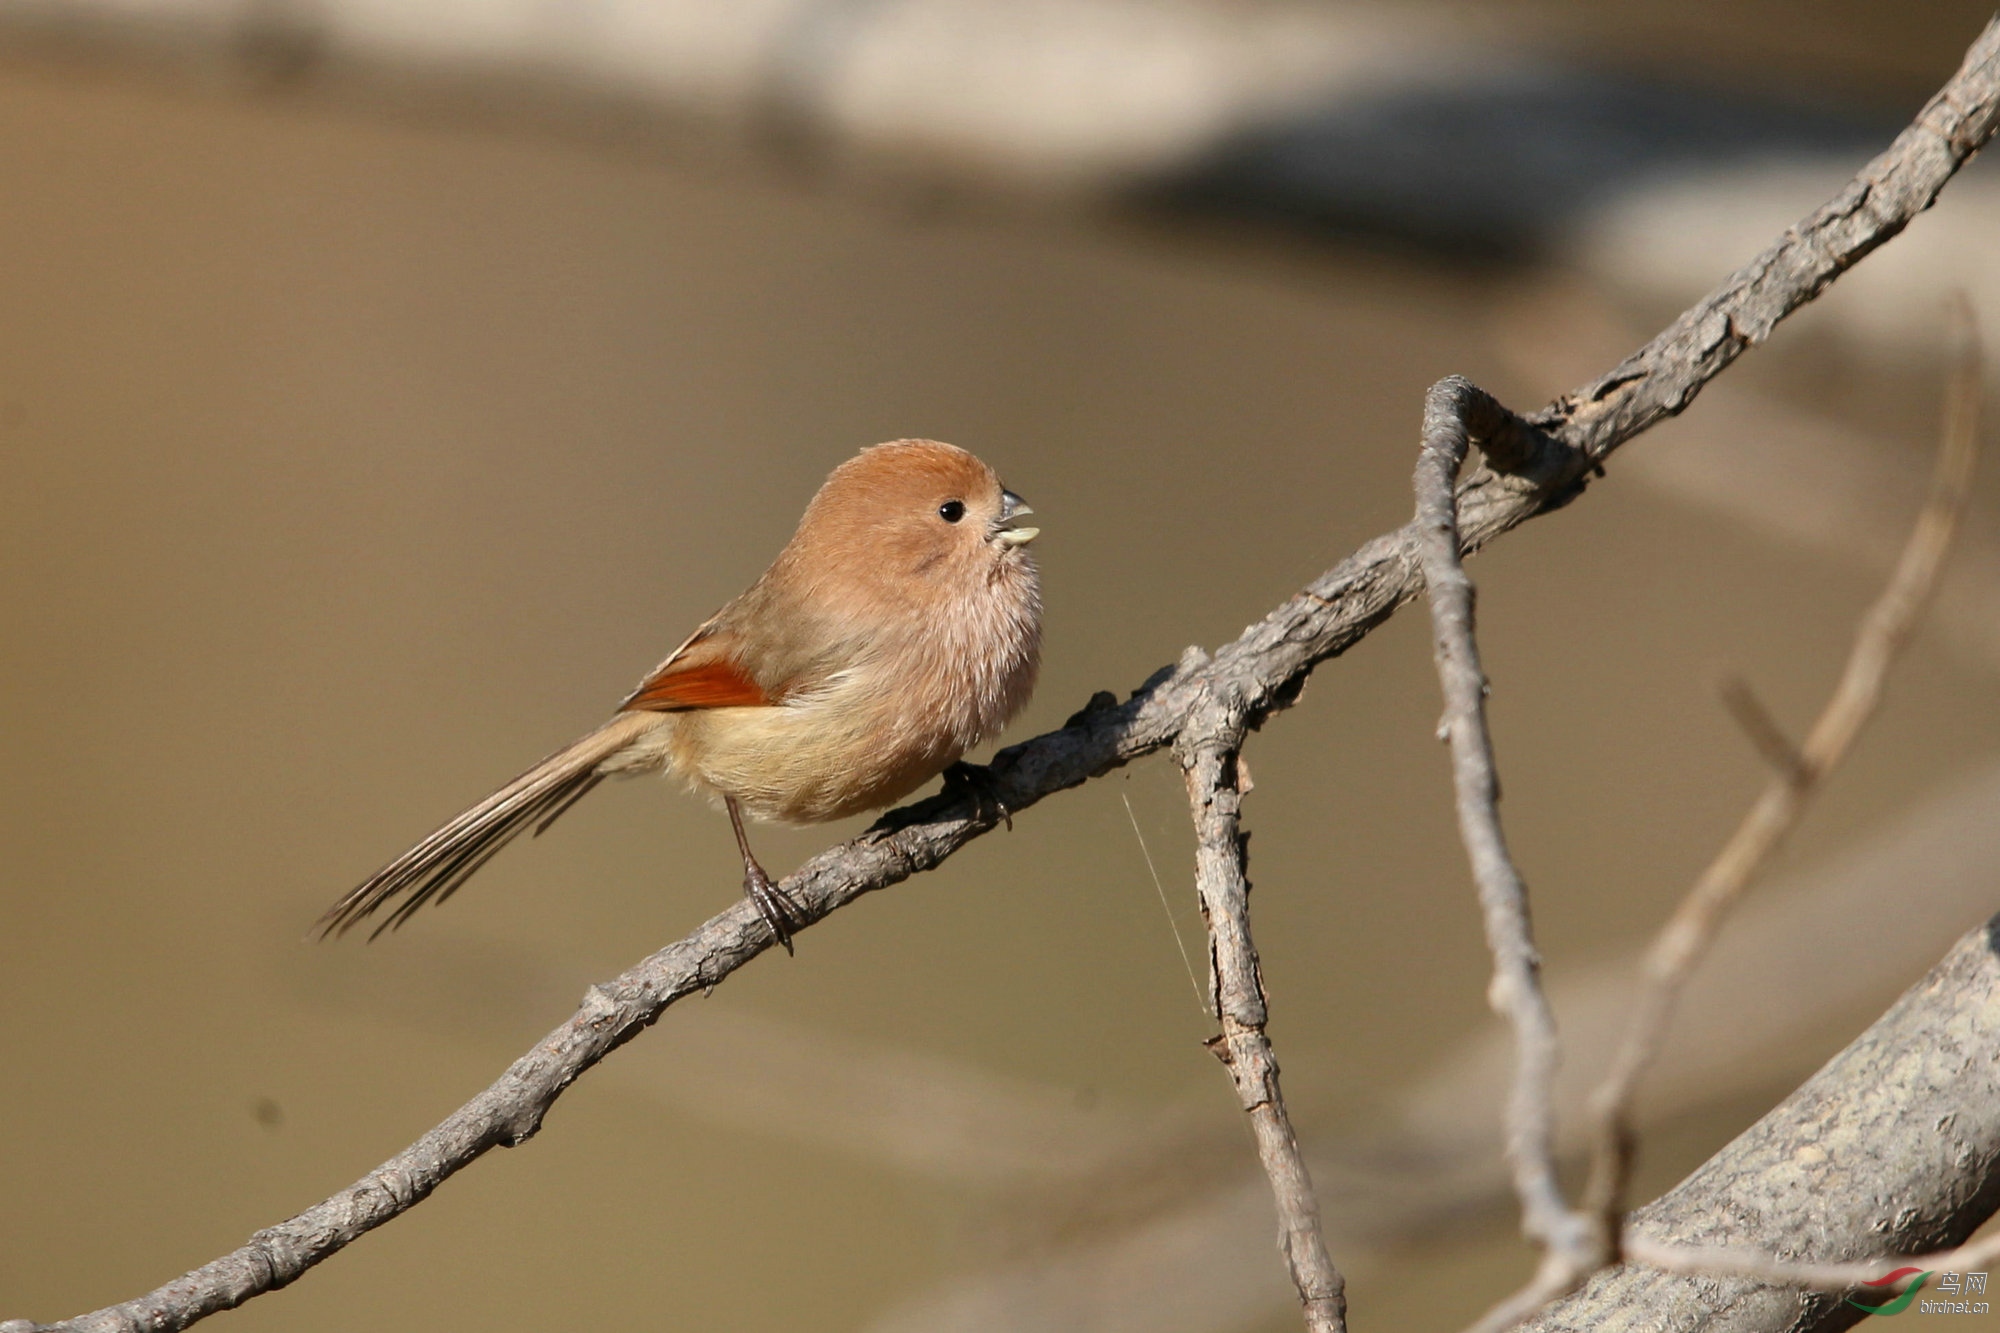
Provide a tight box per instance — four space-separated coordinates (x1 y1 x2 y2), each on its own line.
3 3 1999 1330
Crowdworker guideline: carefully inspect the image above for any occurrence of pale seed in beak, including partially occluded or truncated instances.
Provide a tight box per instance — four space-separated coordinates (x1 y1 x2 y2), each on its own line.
995 502 1038 546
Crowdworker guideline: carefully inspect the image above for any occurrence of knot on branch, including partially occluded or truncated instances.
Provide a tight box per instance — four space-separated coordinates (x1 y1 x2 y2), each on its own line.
1423 376 1564 479
242 1226 291 1273
579 983 620 1024
1062 689 1119 729
496 1099 549 1147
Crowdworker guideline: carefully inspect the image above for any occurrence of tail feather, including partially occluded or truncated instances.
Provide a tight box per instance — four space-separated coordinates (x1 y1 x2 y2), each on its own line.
533 772 605 838
316 713 662 940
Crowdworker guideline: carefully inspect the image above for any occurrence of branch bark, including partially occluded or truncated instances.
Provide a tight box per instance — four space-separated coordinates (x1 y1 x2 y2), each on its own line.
1413 379 1600 1333
1523 914 2000 1333
7 15 1999 1333
1420 309 1982 1333
1177 703 1346 1333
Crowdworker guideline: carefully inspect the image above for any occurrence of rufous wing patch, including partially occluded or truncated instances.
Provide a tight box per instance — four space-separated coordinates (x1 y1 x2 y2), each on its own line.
620 656 770 711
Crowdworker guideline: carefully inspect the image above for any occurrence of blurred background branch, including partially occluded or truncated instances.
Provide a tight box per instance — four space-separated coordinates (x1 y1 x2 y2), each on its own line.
1585 314 1986 1243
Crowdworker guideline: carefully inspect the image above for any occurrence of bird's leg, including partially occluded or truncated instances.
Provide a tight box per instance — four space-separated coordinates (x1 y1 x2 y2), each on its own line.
726 794 795 955
942 760 1012 832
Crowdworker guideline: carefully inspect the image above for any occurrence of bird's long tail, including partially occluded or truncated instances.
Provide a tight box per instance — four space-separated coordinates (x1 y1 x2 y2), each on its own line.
315 711 665 940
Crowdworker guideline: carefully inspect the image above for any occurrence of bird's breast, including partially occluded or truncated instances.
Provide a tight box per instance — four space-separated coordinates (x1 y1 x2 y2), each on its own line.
661 579 1039 824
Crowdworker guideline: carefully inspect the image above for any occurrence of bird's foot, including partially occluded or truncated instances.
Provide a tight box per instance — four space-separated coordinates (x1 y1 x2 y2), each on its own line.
943 760 1012 832
743 862 796 956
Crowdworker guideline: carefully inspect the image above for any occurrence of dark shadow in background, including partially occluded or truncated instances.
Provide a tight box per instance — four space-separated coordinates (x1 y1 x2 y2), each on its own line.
1156 65 1899 260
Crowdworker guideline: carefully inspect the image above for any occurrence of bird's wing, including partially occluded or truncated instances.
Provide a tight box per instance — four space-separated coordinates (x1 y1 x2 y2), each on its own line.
618 621 771 711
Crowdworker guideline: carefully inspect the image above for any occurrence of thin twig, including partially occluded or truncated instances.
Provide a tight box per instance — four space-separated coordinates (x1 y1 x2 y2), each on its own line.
1413 378 1601 1333
7 19 1998 1333
1121 786 1205 1012
1625 1228 2000 1291
1580 311 1985 1238
1177 706 1346 1333
1715 675 1807 783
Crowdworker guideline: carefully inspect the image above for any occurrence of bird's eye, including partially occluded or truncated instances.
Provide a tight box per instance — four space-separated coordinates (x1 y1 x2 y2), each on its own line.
938 500 966 523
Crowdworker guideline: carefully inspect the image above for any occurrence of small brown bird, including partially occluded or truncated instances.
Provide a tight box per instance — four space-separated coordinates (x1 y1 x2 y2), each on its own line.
316 439 1042 949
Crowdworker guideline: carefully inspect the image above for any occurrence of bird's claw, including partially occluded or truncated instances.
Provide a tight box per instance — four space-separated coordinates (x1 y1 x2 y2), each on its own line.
943 761 1012 831
743 863 796 956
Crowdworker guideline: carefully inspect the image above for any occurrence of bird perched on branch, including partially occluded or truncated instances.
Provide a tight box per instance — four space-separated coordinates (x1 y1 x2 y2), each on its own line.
315 439 1043 951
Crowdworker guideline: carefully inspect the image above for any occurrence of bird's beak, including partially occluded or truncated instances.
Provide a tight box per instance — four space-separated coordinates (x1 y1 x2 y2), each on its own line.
993 489 1040 546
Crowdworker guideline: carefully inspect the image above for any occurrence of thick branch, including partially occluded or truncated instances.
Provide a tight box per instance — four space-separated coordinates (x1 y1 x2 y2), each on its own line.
1523 915 2000 1333
1177 705 1346 1333
7 16 1999 1333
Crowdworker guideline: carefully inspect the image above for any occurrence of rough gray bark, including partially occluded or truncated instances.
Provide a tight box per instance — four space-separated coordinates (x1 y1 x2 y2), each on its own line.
1525 915 2000 1333
5 16 1998 1333
1414 378 1601 1333
1177 709 1346 1333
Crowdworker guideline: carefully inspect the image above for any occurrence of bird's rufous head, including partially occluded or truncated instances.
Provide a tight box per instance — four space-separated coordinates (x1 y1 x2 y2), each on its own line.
790 439 1039 594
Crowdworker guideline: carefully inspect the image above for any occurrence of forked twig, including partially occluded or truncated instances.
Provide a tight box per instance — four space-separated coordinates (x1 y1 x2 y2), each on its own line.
1415 303 1983 1333
1582 310 1985 1238
1414 379 1601 1333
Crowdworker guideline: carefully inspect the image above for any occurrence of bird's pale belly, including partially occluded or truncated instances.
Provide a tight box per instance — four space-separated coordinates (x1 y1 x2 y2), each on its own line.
617 697 962 824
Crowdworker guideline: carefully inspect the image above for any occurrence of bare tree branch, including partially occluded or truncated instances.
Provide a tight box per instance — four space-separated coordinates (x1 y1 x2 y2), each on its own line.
1523 913 2000 1333
1177 705 1346 1333
1715 676 1808 783
6 16 1998 1333
1582 308 1987 1239
1624 1227 2000 1292
1426 305 1983 1333
1413 377 1600 1333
